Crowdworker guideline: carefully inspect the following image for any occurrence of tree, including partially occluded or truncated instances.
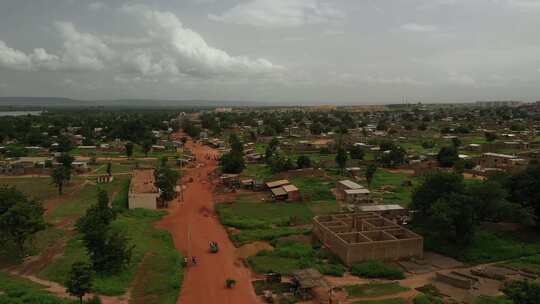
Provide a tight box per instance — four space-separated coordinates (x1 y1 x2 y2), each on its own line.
77 190 131 274
106 162 112 176
51 166 69 195
451 137 462 148
268 152 294 173
437 146 459 167
57 153 74 181
57 135 73 152
297 155 312 169
66 262 93 304
220 134 245 174
410 171 520 245
349 145 365 160
485 132 497 143
124 142 134 158
502 280 540 304
141 140 152 157
377 144 406 167
265 137 279 161
365 164 377 187
335 147 348 173
0 187 46 255
507 165 540 226
154 162 180 202
220 152 245 174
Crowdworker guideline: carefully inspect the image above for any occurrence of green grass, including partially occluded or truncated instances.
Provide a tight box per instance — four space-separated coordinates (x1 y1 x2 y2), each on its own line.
291 176 335 201
499 254 540 274
0 271 73 304
370 170 418 206
232 227 310 245
421 225 540 264
39 209 183 303
217 193 315 229
351 261 405 280
247 241 346 276
248 256 302 275
0 176 83 202
346 282 409 298
242 164 274 180
473 296 513 304
46 176 129 223
352 298 406 304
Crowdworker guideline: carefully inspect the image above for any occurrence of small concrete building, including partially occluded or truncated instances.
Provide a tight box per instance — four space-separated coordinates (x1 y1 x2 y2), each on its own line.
128 169 159 210
283 184 301 201
336 180 370 203
266 179 291 189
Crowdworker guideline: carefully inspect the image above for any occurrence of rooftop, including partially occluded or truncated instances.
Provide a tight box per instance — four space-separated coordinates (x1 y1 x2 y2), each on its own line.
338 180 364 190
131 169 158 194
266 179 290 188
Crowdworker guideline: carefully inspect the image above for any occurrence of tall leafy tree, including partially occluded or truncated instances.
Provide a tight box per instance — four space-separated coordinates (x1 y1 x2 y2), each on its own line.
0 186 46 255
507 165 540 226
365 164 377 188
141 140 152 157
154 160 180 202
66 262 93 304
124 142 134 158
77 190 131 274
437 146 459 167
335 147 348 174
502 280 540 304
349 145 365 160
51 166 69 195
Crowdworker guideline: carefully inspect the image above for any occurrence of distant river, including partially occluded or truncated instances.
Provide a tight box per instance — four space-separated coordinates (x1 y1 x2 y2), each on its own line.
0 111 43 117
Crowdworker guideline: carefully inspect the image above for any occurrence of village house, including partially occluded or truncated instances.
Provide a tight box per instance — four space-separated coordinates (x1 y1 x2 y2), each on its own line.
266 179 301 202
336 180 371 204
475 152 528 172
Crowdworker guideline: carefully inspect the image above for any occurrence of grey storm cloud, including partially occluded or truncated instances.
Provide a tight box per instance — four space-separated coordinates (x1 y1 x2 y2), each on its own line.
0 0 539 103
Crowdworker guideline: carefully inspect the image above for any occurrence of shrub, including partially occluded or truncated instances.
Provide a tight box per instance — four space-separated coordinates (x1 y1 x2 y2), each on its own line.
316 263 346 277
351 261 405 280
413 294 432 304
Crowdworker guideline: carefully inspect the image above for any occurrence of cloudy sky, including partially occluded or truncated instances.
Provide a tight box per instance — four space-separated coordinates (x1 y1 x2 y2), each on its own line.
0 0 539 104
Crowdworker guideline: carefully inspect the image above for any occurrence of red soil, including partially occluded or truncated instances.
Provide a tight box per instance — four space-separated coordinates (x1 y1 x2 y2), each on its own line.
156 138 260 304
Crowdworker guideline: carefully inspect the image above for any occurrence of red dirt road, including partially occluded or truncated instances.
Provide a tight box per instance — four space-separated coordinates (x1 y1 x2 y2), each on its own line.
156 139 260 304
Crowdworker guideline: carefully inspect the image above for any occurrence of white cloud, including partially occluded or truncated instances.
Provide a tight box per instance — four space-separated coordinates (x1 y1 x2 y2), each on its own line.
121 4 283 78
399 23 438 33
0 41 33 71
88 2 106 12
54 21 114 71
506 0 540 9
0 22 113 72
208 0 343 28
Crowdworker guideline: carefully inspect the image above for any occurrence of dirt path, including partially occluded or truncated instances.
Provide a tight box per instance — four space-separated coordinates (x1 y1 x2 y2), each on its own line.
156 138 260 304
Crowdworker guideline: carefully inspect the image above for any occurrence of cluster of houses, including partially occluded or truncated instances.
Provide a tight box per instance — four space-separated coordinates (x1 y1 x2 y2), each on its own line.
0 156 89 175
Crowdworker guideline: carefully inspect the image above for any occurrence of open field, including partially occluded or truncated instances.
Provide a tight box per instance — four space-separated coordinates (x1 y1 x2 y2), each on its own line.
39 209 183 302
0 176 85 202
0 271 73 304
247 240 346 276
420 224 540 264
346 282 409 298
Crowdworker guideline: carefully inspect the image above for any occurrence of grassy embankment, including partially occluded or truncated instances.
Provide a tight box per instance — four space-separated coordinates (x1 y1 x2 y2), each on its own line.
1 174 183 304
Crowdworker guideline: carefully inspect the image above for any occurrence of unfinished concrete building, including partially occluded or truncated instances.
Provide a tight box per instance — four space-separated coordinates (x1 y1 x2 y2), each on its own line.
313 212 423 266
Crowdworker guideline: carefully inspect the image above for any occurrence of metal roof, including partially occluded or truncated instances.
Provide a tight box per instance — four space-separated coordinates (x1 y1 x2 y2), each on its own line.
359 204 405 212
338 180 364 190
266 179 290 188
